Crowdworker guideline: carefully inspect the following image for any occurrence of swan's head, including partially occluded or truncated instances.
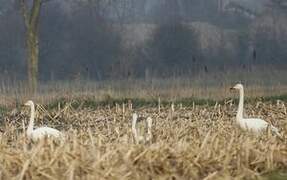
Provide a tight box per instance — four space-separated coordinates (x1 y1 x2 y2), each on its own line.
230 83 243 91
24 100 34 107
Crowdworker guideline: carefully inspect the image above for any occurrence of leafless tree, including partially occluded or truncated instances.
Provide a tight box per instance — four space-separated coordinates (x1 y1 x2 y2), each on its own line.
20 0 48 93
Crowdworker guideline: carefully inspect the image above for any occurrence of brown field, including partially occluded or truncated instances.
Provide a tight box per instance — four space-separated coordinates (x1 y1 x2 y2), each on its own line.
0 98 287 179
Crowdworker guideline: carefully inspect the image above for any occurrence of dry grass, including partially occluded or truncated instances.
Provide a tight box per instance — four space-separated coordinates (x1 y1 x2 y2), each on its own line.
2 70 287 107
0 99 286 179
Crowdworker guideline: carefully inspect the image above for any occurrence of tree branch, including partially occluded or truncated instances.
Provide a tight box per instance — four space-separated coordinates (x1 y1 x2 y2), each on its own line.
19 0 29 29
29 0 42 32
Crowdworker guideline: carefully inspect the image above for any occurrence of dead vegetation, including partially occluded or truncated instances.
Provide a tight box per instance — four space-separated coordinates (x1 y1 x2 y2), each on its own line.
0 100 287 179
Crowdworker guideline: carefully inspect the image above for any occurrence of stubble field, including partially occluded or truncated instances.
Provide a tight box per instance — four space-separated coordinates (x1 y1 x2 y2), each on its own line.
0 98 286 180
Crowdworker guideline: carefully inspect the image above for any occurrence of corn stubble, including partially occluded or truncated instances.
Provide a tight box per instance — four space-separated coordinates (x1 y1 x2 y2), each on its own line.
0 101 286 180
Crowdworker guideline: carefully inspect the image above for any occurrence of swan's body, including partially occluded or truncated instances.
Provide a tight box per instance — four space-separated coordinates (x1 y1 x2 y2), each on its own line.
27 127 63 142
132 113 152 144
25 100 63 142
237 118 280 134
231 84 281 137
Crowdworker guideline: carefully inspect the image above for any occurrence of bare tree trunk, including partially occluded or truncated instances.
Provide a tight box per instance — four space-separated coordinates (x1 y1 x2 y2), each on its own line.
20 0 42 94
27 31 39 93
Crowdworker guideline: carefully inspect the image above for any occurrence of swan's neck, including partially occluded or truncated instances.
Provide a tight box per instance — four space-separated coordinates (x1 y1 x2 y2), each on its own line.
147 125 151 136
236 88 244 122
146 118 152 137
132 117 138 143
27 104 35 136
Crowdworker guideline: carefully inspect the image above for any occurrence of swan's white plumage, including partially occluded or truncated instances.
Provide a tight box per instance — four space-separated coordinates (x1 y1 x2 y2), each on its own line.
25 100 63 142
239 118 276 133
231 84 282 137
132 113 139 143
146 117 153 142
28 127 63 142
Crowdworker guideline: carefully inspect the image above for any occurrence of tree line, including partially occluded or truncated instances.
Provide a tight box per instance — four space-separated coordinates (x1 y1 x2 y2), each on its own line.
0 0 287 93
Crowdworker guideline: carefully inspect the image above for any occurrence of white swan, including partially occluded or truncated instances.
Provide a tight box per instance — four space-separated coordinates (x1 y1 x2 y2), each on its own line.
146 117 153 142
230 84 282 137
132 113 152 144
24 100 63 142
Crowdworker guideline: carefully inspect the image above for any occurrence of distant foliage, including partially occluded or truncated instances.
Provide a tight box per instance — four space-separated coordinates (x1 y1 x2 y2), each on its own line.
143 23 199 77
1 1 287 81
